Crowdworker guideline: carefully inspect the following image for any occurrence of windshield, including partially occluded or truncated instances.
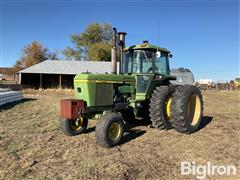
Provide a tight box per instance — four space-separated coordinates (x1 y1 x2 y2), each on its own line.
124 49 169 74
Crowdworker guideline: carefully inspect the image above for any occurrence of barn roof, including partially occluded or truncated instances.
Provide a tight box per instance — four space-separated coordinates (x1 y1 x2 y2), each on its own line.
19 60 116 75
19 60 193 84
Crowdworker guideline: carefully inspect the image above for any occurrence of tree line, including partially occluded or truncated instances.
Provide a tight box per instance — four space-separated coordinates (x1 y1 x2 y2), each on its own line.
14 23 113 72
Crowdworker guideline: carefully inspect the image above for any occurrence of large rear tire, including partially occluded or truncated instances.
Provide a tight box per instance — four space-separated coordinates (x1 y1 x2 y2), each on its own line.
95 113 124 148
149 85 175 129
171 85 203 133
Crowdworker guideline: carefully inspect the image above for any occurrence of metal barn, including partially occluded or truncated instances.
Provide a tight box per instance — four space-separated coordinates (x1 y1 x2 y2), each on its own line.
19 60 194 89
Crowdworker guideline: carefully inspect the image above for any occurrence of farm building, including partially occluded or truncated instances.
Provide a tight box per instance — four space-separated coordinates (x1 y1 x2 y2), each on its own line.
18 60 194 89
18 60 117 89
196 79 213 85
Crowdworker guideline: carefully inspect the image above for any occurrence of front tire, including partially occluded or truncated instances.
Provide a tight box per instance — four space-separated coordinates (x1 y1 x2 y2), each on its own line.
171 85 203 133
95 113 124 148
60 117 88 136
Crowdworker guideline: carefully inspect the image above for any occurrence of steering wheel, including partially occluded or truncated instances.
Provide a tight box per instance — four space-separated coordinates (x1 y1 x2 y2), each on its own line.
147 66 158 73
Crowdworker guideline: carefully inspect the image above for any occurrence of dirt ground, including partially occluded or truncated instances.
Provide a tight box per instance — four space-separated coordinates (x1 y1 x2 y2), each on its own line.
0 90 239 180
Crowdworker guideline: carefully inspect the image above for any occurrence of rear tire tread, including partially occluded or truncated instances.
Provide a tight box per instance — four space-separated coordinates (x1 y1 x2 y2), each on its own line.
149 85 175 129
171 85 203 133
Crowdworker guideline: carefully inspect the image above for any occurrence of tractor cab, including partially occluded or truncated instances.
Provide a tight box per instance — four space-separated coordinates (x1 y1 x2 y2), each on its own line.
124 42 175 98
124 42 170 75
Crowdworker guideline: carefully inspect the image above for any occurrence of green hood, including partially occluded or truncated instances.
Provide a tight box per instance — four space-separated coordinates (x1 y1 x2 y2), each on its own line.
74 74 135 106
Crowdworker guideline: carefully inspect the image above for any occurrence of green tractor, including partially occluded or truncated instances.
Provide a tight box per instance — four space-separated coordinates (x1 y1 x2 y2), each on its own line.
59 28 203 148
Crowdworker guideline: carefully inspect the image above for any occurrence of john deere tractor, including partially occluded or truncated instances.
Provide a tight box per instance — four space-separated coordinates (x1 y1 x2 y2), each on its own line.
59 28 203 148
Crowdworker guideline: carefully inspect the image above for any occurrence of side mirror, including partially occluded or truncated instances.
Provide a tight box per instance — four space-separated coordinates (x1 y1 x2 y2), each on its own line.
168 53 173 58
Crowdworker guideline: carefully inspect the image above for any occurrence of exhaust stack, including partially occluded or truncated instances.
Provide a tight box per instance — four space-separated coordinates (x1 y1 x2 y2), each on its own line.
117 32 127 74
111 28 117 74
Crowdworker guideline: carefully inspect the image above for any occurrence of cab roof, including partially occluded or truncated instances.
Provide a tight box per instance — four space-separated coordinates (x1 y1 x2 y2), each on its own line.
125 43 170 53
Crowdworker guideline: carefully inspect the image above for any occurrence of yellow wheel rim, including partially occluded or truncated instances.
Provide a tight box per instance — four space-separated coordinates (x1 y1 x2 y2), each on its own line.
108 122 121 141
187 95 201 126
70 117 84 130
165 96 172 119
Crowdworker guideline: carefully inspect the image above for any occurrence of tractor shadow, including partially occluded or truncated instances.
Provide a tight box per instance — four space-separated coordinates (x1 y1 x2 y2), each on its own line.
119 115 213 145
84 126 96 133
0 98 37 111
119 119 149 145
119 129 146 146
125 118 151 130
198 116 213 130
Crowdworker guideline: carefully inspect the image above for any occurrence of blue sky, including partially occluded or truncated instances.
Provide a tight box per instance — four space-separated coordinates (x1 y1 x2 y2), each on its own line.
0 0 239 81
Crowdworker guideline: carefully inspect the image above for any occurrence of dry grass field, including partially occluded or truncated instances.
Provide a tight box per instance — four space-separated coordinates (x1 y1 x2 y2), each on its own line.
0 90 239 179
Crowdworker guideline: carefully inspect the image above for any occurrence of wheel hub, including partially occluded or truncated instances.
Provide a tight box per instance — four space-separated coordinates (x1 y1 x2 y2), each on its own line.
165 96 172 119
187 95 201 126
108 122 121 141
70 117 84 130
